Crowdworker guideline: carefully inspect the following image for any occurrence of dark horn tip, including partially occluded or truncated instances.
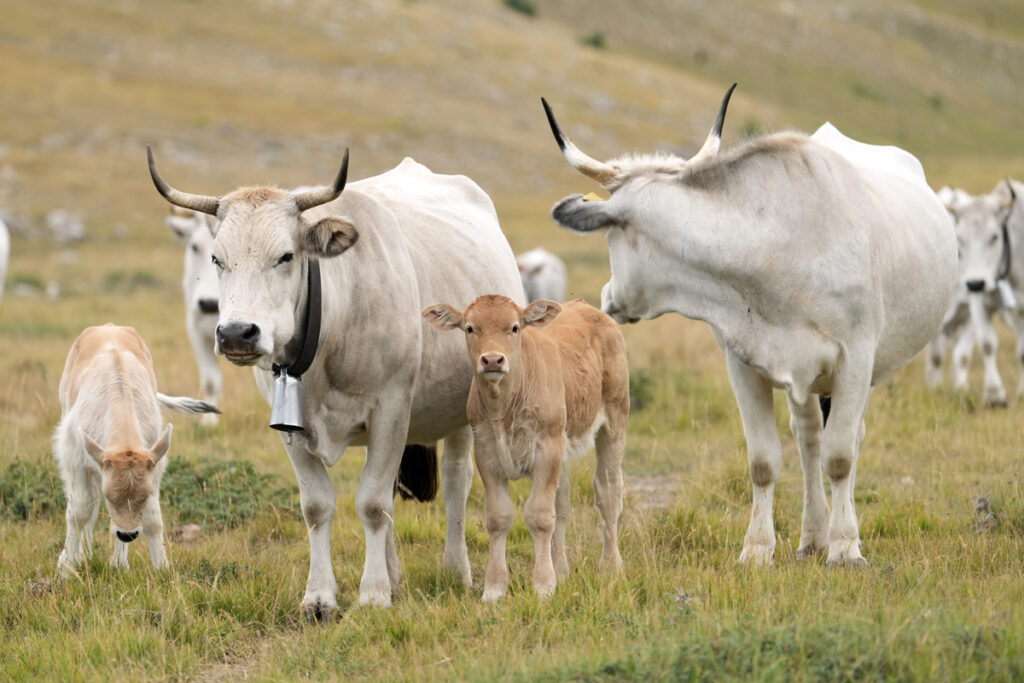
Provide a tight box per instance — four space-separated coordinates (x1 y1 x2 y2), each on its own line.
712 82 738 138
335 148 350 193
541 97 568 152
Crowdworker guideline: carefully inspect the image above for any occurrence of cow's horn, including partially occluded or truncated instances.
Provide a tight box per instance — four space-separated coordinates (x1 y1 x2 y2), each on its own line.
541 98 618 186
294 149 349 213
147 145 220 216
689 83 737 166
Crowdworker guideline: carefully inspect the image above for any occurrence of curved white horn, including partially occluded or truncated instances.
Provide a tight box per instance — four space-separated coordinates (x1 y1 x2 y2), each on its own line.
294 149 349 213
689 82 737 166
147 145 220 216
541 98 618 185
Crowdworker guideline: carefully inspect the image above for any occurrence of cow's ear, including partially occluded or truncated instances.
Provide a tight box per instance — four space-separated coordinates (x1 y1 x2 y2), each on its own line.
551 194 622 233
422 304 464 331
149 424 172 464
81 431 105 465
165 214 197 241
522 300 562 328
304 217 359 257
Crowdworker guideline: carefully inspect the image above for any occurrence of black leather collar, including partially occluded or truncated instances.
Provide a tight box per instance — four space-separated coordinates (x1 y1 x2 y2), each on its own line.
272 258 321 379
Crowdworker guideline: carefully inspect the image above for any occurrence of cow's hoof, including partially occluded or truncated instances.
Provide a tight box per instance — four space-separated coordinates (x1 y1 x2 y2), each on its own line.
481 587 506 603
984 398 1008 409
443 553 473 587
825 540 869 569
826 555 869 570
738 544 775 566
796 543 826 560
300 598 339 623
358 587 393 608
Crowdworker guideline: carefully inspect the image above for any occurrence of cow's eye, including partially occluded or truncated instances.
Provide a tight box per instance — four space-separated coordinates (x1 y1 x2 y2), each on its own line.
275 252 294 267
190 244 200 254
465 325 474 334
511 324 519 334
211 255 225 271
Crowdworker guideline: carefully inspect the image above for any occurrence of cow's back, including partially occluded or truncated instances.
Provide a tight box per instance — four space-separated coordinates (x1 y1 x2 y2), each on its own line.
303 158 524 444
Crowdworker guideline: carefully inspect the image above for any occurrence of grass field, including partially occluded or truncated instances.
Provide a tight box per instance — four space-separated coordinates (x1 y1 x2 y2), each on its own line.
1 0 1024 680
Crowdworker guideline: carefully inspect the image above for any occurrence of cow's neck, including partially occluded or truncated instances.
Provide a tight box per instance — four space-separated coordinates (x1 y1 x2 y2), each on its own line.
472 367 526 479
278 257 321 376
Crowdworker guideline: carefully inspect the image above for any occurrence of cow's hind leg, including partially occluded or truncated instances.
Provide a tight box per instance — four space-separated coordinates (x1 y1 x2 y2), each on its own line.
441 424 473 586
787 393 828 559
822 347 873 568
286 440 339 620
593 417 625 572
1001 307 1024 397
726 350 782 566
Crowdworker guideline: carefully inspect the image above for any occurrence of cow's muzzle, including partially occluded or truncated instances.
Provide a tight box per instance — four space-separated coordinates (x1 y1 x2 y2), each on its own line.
965 279 987 293
116 530 139 543
217 320 262 364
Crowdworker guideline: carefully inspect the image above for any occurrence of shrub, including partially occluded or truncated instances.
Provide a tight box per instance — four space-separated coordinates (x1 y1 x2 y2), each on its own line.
502 0 536 17
581 31 606 49
0 459 65 521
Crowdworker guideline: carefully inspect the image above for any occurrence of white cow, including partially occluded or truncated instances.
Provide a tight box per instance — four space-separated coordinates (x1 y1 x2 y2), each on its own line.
542 84 957 568
516 247 568 303
925 182 1020 404
148 149 525 618
929 183 1024 405
54 324 218 576
165 207 223 425
0 215 9 301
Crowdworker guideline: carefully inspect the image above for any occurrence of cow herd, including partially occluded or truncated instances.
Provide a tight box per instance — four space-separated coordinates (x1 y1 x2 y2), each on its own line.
37 83 1016 619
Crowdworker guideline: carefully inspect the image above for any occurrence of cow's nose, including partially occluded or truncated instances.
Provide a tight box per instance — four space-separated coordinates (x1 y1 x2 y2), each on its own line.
116 530 139 543
480 353 506 373
217 321 260 350
966 279 986 293
197 298 219 314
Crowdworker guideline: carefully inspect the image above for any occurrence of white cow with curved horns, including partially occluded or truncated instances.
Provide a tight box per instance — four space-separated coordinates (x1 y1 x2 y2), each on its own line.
542 84 957 568
147 147 524 618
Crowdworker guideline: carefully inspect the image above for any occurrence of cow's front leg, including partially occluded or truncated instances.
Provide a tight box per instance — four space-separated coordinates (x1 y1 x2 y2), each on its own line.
441 424 473 586
1001 306 1024 397
524 435 563 598
189 322 222 427
726 351 781 566
357 408 410 607
58 485 99 576
924 334 945 388
477 459 514 603
286 440 338 621
142 492 169 570
551 466 570 582
951 323 975 390
970 296 1006 406
822 348 872 568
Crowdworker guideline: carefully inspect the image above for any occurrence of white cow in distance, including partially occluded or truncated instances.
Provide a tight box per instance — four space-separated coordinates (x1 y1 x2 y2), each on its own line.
148 148 525 618
542 84 957 569
926 180 1021 403
516 247 567 303
54 324 219 576
165 207 222 425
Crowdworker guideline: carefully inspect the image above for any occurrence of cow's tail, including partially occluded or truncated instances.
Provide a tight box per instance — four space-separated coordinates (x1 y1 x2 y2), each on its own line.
395 444 439 502
157 392 221 416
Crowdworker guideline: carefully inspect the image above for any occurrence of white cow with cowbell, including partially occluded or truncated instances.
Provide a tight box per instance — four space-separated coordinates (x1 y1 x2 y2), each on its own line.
925 181 1021 404
164 207 223 425
147 148 524 619
542 84 957 568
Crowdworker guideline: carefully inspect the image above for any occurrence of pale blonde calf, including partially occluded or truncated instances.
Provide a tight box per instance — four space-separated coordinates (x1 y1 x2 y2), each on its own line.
54 324 219 576
424 296 629 601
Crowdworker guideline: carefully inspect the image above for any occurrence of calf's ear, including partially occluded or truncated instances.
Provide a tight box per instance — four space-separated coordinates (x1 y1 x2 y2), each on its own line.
149 424 173 464
523 300 562 328
551 193 623 233
82 431 105 465
165 213 198 241
304 217 359 257
422 304 464 331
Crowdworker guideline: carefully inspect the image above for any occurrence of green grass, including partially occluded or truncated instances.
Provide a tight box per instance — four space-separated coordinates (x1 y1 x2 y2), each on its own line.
1 0 1023 680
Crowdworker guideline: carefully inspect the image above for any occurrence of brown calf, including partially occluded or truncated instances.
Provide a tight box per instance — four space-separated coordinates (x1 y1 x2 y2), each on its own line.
424 296 629 601
54 324 218 575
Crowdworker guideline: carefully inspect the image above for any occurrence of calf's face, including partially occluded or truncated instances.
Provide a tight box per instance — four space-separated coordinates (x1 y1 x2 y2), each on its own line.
166 208 220 316
422 295 561 384
83 426 171 539
948 191 1016 294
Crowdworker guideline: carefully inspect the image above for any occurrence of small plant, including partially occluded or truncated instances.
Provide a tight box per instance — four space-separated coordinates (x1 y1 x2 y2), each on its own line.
502 0 536 18
0 458 65 521
581 31 606 49
160 457 298 529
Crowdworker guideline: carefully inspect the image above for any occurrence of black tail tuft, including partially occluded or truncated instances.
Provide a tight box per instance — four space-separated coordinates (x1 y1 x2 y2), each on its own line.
395 444 439 502
818 395 831 427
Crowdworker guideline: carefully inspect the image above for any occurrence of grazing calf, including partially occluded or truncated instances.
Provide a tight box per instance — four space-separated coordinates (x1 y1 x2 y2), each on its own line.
424 296 629 601
54 324 219 576
925 181 1020 404
517 247 568 303
165 207 223 425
